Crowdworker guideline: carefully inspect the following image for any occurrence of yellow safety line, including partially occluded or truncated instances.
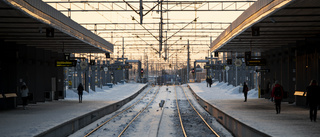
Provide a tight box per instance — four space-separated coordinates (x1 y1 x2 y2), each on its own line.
175 85 188 137
118 86 161 137
84 86 155 137
180 86 220 137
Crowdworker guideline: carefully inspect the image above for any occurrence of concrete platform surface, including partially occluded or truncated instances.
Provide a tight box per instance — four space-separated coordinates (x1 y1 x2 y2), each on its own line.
0 84 147 137
207 99 320 137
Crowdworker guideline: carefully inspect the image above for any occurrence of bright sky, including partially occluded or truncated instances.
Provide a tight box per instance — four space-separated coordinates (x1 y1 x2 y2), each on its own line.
43 0 256 70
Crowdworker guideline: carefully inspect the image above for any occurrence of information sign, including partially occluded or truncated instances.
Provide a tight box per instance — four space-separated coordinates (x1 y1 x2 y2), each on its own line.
56 60 77 67
246 59 266 66
204 65 211 69
123 64 132 69
256 69 270 73
104 67 108 72
235 59 242 66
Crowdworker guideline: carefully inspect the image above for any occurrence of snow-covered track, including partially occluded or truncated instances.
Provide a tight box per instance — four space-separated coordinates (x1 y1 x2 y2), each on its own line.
175 85 221 137
84 86 159 137
117 86 160 137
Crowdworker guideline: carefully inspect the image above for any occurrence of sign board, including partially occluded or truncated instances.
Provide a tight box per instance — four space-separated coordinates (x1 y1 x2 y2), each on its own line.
204 64 216 69
235 59 242 66
56 60 77 67
116 66 122 70
104 67 108 72
123 64 132 69
225 66 230 71
204 65 211 69
246 59 266 66
80 61 88 69
256 69 270 73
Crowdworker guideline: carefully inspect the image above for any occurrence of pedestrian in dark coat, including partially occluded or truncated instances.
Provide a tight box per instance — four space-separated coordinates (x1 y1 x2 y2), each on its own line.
77 83 84 103
208 76 212 88
243 82 249 102
206 76 210 87
305 80 320 122
20 82 29 110
271 81 284 114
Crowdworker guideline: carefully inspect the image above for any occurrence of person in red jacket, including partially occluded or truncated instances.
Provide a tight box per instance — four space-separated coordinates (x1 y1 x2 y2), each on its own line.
271 81 284 114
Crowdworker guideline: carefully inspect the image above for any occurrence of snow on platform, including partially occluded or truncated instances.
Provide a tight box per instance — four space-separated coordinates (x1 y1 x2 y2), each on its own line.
0 83 146 137
188 82 320 137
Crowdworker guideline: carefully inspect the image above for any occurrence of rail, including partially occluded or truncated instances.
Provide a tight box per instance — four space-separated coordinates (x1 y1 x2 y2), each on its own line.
84 86 154 137
175 85 220 137
118 87 160 136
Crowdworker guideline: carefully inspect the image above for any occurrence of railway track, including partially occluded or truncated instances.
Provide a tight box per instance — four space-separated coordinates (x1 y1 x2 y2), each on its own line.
175 85 220 137
83 86 160 137
72 85 228 137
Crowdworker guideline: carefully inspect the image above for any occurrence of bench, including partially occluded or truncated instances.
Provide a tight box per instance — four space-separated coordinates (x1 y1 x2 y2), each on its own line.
0 93 18 109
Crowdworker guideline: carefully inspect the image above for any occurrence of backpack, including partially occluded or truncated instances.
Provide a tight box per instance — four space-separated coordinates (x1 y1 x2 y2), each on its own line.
274 87 281 97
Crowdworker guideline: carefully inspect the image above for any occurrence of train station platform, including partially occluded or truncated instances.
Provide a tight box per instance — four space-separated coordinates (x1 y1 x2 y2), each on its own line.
188 83 320 137
0 83 147 137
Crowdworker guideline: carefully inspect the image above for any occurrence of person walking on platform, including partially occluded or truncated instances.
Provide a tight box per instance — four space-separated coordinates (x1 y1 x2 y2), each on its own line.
206 76 210 87
243 82 249 102
208 76 212 88
77 83 84 103
271 81 284 114
20 82 29 110
305 80 320 122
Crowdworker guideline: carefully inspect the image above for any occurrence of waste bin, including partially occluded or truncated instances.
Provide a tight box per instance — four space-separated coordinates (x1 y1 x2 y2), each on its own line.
54 91 58 100
44 91 52 101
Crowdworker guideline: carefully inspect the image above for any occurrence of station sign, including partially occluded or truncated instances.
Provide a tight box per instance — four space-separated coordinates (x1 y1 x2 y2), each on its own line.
256 69 270 73
204 64 211 69
245 59 266 66
116 66 122 70
123 64 132 69
104 67 108 72
80 61 88 70
204 64 215 69
56 60 77 67
225 66 230 71
234 59 242 66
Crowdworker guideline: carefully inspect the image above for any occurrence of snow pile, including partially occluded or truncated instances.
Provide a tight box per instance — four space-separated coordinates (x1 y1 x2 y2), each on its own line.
65 83 146 101
188 81 259 100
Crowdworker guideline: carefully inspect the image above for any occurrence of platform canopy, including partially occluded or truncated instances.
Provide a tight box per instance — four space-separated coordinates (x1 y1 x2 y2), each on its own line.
0 0 113 53
210 0 320 53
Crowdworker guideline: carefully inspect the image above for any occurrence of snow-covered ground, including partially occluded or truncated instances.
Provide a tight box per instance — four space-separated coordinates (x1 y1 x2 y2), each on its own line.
65 81 258 106
65 83 147 101
65 81 258 102
188 81 259 100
